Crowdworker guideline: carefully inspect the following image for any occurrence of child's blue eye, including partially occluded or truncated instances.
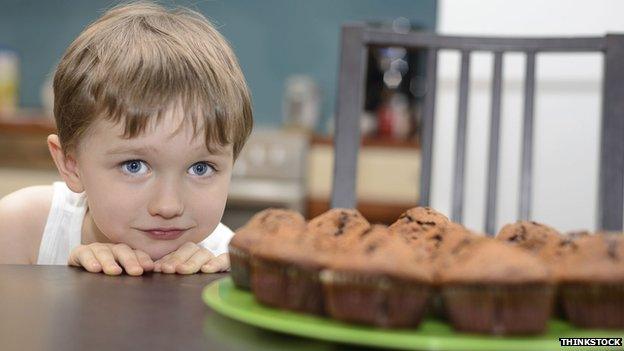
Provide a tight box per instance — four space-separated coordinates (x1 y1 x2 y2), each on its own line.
121 160 149 175
188 162 215 176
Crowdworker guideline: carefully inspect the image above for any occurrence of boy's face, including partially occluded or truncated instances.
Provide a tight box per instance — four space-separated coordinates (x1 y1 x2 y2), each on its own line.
74 111 234 260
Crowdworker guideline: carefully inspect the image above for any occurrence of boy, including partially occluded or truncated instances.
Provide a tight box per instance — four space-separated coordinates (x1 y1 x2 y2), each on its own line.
0 1 252 276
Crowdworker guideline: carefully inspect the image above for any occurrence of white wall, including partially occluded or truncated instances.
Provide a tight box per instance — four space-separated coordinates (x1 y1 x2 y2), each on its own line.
433 0 624 233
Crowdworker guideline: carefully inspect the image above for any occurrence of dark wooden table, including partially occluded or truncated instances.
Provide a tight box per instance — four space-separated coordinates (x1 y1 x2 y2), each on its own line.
0 265 372 351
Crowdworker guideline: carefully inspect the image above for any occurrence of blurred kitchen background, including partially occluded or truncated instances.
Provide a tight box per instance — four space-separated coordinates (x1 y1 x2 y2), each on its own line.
0 0 622 232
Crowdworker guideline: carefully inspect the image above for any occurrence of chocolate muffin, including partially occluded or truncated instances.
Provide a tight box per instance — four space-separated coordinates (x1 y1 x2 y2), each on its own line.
542 230 590 271
423 225 484 318
439 239 555 335
321 225 433 327
496 221 561 260
404 222 481 279
228 208 306 289
431 224 483 275
389 206 450 243
250 208 370 315
557 232 624 329
541 231 592 317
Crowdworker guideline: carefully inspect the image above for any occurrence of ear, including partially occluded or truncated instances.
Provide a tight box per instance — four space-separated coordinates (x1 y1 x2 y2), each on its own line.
47 134 85 193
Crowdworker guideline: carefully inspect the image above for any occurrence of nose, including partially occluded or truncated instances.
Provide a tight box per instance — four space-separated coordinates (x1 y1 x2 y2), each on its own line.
147 178 184 219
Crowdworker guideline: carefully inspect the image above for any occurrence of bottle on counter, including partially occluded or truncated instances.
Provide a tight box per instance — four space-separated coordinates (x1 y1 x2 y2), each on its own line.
0 45 19 117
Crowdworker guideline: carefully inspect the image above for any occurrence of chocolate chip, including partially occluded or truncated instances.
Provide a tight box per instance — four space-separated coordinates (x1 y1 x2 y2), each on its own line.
365 243 378 253
559 238 575 247
334 212 349 236
360 227 373 237
399 214 415 223
511 225 528 242
416 220 436 226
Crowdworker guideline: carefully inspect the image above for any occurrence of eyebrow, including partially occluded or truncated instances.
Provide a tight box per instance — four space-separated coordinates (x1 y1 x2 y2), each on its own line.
105 145 159 156
105 144 232 157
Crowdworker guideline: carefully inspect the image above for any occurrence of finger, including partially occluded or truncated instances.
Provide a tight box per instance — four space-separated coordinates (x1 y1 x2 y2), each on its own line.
161 242 200 274
201 253 230 273
135 250 154 272
91 244 123 275
153 253 173 273
112 244 143 276
68 246 102 273
67 245 84 267
176 249 214 275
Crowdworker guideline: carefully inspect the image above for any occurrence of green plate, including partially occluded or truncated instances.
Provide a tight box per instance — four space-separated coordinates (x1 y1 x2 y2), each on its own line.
202 277 623 351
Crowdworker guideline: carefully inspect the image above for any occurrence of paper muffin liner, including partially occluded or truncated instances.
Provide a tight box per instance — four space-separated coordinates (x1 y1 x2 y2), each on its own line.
228 245 251 290
441 283 554 335
250 255 325 315
426 287 448 320
552 285 568 319
320 269 432 328
560 283 624 329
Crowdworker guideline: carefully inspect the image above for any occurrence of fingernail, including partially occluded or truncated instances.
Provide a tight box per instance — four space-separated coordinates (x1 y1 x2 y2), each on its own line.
105 267 122 275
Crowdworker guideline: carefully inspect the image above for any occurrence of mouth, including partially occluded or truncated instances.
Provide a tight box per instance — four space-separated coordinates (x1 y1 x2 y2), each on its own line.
138 227 189 241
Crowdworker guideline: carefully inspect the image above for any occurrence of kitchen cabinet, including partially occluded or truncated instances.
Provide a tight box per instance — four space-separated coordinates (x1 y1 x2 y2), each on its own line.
0 116 60 197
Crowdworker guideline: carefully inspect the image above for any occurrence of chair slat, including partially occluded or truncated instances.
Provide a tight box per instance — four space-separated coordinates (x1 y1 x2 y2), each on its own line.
519 52 536 221
420 48 438 206
452 50 471 223
357 26 606 52
331 26 367 209
485 52 504 235
599 34 624 231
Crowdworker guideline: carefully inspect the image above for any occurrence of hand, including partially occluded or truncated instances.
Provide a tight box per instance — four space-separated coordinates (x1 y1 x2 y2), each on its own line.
153 242 230 274
68 243 154 276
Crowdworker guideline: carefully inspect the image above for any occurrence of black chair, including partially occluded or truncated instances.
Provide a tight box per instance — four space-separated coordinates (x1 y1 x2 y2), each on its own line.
331 23 624 234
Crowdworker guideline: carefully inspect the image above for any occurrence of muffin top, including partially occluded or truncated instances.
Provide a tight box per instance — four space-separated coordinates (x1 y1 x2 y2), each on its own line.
389 207 450 243
229 208 306 249
251 208 370 268
327 225 433 282
438 239 551 284
307 208 370 238
496 221 561 257
306 208 371 251
556 232 624 283
539 230 589 264
249 222 312 265
565 230 590 238
431 226 486 281
408 222 478 261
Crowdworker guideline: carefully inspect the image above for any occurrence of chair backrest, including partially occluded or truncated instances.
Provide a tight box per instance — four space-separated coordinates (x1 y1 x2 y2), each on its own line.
331 23 624 234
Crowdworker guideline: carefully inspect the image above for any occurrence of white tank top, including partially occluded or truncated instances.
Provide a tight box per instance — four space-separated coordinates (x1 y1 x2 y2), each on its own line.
37 182 234 265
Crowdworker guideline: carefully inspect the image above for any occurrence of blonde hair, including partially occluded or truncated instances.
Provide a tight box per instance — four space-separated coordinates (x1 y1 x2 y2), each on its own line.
53 1 253 158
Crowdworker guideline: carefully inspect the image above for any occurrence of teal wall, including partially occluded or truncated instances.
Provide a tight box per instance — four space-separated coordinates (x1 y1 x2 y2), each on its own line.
0 0 437 127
